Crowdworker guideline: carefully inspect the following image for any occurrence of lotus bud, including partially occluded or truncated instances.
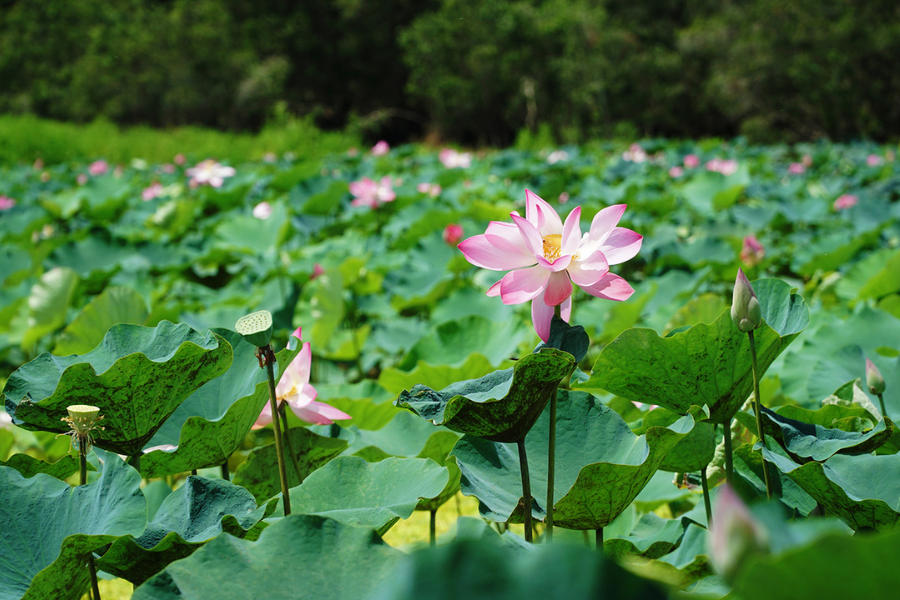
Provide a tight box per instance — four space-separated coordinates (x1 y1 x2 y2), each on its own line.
235 310 274 348
866 358 886 395
731 269 761 332
708 485 769 583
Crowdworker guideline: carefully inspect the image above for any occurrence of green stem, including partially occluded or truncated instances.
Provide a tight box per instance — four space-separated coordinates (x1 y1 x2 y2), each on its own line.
877 393 887 418
264 347 292 516
79 441 101 600
516 438 533 543
595 527 603 552
723 419 733 486
221 460 230 481
546 387 557 542
748 330 773 499
583 530 590 547
279 402 304 484
429 509 437 547
701 466 713 530
128 453 141 476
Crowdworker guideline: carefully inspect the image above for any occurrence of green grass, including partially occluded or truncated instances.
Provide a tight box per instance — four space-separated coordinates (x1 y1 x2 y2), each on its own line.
0 114 359 166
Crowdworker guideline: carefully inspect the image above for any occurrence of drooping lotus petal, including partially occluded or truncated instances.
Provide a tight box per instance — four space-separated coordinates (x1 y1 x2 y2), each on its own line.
581 273 634 301
498 266 549 305
600 229 643 265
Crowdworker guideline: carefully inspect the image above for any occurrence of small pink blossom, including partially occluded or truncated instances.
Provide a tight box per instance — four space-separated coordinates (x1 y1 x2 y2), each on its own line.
558 192 570 204
0 195 16 210
547 150 569 164
33 158 44 170
142 183 164 201
706 158 738 176
683 154 700 169
458 190 642 342
740 235 765 267
311 264 325 280
867 154 884 167
833 194 858 211
185 159 236 188
669 166 684 178
159 164 176 174
416 182 442 197
802 154 813 167
174 154 186 166
76 174 88 185
788 162 806 175
622 144 647 163
439 148 472 169
88 159 108 176
252 339 351 429
349 176 396 208
252 201 273 220
371 140 390 156
709 485 769 582
443 224 464 246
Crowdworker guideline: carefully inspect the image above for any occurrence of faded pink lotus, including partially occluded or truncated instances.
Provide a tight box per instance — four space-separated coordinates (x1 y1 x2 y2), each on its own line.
186 160 236 188
458 190 641 341
558 192 570 204
371 140 390 156
788 162 806 175
443 224 464 246
252 334 351 428
867 154 883 167
311 263 325 280
142 183 164 201
740 235 765 267
622 144 647 163
0 195 15 210
416 182 442 197
174 154 186 166
349 176 396 208
683 154 700 169
834 194 858 211
88 159 109 176
252 201 273 220
706 158 738 176
439 148 472 169
669 166 684 178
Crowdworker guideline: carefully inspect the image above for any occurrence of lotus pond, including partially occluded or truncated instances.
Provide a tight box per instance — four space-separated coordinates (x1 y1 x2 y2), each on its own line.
1 139 899 600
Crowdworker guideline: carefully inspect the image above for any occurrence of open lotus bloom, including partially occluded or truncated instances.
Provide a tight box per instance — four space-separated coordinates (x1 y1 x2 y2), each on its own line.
186 159 236 188
252 341 351 428
458 189 641 341
349 176 396 208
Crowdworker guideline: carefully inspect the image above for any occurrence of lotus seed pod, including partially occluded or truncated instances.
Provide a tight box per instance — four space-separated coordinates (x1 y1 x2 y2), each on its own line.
866 358 886 395
235 310 274 348
731 269 761 332
66 404 101 434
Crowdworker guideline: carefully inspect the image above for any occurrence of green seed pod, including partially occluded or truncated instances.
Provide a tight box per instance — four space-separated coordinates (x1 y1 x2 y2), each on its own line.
235 310 274 348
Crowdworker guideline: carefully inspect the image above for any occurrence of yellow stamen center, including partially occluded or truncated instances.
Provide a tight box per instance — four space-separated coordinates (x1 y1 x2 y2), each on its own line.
542 234 562 261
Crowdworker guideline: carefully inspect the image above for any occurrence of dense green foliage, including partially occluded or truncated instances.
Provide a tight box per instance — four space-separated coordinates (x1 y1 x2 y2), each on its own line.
1 0 898 144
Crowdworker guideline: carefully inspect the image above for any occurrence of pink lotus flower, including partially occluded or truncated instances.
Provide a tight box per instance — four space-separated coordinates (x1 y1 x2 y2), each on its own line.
88 159 108 176
416 182 442 197
622 144 647 163
683 154 700 169
834 194 858 211
252 201 273 220
439 148 472 169
458 190 642 341
706 158 738 176
142 183 164 201
443 224 464 246
76 174 88 185
252 335 351 428
174 154 186 166
669 166 684 178
371 140 390 156
160 164 176 174
33 158 44 170
788 162 806 175
547 150 569 164
186 159 236 188
349 176 396 208
709 484 769 582
558 192 570 204
311 264 325 280
802 154 813 167
0 195 16 210
740 235 765 267
866 154 883 167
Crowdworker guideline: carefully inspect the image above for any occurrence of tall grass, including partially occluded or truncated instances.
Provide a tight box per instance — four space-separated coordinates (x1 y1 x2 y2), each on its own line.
0 114 359 165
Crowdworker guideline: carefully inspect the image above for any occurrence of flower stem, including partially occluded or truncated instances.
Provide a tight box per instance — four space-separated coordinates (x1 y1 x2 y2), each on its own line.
877 393 887 418
546 386 557 542
701 465 713 530
723 419 733 486
78 442 101 600
516 438 533 543
221 460 230 481
263 345 291 515
278 402 304 484
748 330 773 499
429 509 437 546
595 527 603 552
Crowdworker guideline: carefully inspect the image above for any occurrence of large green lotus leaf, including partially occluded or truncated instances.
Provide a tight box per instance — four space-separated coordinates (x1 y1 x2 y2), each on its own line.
231 425 349 504
0 450 146 600
732 442 817 516
395 348 577 443
378 353 502 396
452 391 694 529
140 330 301 477
275 456 449 535
132 515 402 600
97 476 271 586
21 266 79 350
53 286 149 356
3 321 233 456
604 512 690 560
626 524 714 589
397 315 528 370
758 405 893 461
0 453 79 480
579 279 809 423
368 537 668 600
762 446 900 531
632 406 716 472
733 528 900 600
534 315 590 363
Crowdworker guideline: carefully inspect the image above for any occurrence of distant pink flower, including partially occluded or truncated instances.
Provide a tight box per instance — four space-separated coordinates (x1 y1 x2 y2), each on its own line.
311 264 325 280
439 148 472 169
622 144 647 163
706 158 738 176
788 162 805 175
252 339 351 428
262 153 277 163
867 154 883 167
669 166 684 178
186 159 236 188
174 154 186 166
160 164 176 174
684 154 700 169
740 235 765 267
142 183 164 201
443 224 464 246
349 176 396 208
458 190 641 341
547 150 569 164
834 194 858 211
33 158 44 170
253 201 273 220
88 160 108 176
0 195 15 210
76 174 88 185
371 140 390 156
802 154 813 167
416 182 441 197
347 147 359 157
558 192 570 204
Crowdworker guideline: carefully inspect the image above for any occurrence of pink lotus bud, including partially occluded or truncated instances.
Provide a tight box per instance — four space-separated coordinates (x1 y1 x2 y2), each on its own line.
311 264 325 280
684 154 700 169
252 201 273 220
709 485 769 582
866 358 886 395
174 154 186 166
0 195 15 210
833 194 858 211
731 269 761 332
558 192 570 203
740 235 765 267
788 162 805 175
33 158 44 170
669 166 684 178
88 160 108 176
802 154 813 167
443 224 464 246
371 140 389 156
76 174 88 185
867 154 883 167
